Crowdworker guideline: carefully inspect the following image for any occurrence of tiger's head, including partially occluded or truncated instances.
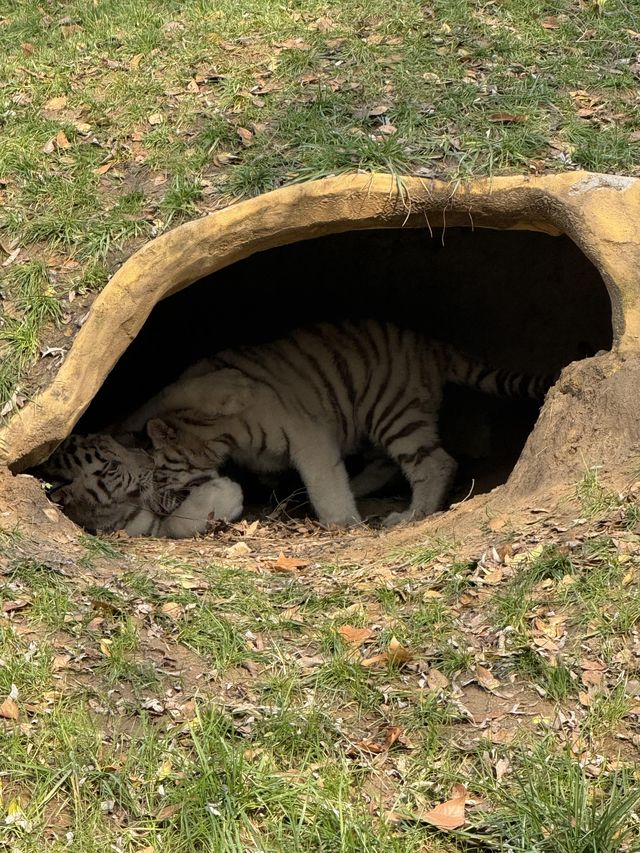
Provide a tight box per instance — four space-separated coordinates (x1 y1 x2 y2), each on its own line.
145 418 223 489
37 433 158 531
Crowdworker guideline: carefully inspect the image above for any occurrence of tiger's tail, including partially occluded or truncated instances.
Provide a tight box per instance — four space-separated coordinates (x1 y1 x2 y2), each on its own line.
443 346 557 400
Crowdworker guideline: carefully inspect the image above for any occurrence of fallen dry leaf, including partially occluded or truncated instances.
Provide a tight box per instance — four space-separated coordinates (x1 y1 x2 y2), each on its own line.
495 757 510 783
52 654 72 671
418 785 467 830
2 599 30 613
580 658 606 671
354 725 404 754
361 652 388 668
213 152 240 167
179 699 197 720
55 130 71 149
476 665 501 692
267 553 309 572
0 697 20 721
355 737 386 754
237 126 253 144
337 625 373 646
44 95 67 111
362 104 391 118
309 16 334 31
427 667 449 691
480 568 504 585
225 541 252 558
276 37 311 50
155 803 181 821
489 112 527 123
383 725 403 749
95 161 115 175
353 104 391 119
388 636 412 664
581 669 603 687
73 120 92 135
161 20 185 35
578 690 592 707
160 601 184 621
362 636 412 668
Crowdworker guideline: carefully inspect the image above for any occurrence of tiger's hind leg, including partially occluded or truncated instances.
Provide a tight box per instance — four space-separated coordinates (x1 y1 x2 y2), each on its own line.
379 419 457 527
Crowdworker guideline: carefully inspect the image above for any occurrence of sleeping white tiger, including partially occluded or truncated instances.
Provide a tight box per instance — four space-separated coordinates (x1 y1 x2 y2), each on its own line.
38 432 243 537
118 319 551 527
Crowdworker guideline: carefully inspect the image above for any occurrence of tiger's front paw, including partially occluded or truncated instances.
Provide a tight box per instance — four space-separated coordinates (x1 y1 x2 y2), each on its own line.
207 477 243 522
382 509 417 528
317 512 362 529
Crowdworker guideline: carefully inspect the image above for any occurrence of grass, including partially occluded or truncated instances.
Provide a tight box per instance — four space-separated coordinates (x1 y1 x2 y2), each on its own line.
177 604 252 671
1 0 640 410
0 261 62 411
2 483 640 848
577 468 623 518
2 1 640 848
480 746 640 852
97 617 159 688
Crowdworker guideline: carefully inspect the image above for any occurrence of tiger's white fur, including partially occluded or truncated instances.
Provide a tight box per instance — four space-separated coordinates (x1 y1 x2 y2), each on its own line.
39 432 243 537
119 319 550 527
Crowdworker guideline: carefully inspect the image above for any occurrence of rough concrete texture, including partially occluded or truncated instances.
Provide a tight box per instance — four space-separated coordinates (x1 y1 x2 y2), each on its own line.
1 171 640 505
506 353 640 498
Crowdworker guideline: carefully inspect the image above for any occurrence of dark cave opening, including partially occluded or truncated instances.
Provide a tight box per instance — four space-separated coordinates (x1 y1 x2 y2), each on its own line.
69 226 612 522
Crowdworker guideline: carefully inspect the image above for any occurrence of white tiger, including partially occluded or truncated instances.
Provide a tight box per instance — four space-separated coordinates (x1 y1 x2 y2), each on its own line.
38 432 243 537
118 319 550 527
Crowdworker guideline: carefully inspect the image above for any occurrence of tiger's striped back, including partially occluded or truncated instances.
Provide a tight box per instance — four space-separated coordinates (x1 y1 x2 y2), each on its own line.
128 319 553 527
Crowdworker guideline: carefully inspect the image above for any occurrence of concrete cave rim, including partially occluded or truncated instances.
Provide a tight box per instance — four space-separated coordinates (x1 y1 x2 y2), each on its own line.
1 169 639 476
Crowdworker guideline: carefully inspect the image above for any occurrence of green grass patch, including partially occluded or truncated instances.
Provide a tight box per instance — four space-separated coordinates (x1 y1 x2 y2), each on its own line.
178 604 251 671
478 745 640 852
2 0 639 408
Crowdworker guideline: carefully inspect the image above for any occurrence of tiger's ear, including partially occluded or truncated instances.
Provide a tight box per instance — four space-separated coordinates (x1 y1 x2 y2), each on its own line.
146 418 177 448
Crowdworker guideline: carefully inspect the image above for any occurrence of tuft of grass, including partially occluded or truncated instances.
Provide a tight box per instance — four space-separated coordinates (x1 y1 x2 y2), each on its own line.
493 544 575 642
479 748 640 852
576 468 622 519
584 681 634 738
0 261 62 408
505 649 577 701
313 656 382 711
0 625 53 702
178 604 250 671
401 539 454 567
79 533 123 561
98 618 158 688
159 176 203 224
